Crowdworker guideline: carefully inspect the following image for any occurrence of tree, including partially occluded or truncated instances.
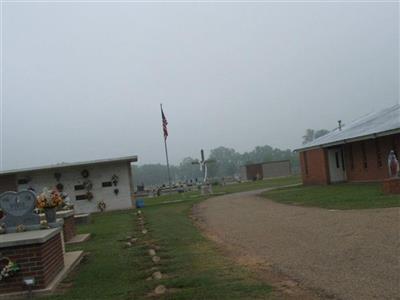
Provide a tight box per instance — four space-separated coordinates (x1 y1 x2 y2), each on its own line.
207 147 241 178
133 144 302 186
302 129 315 145
314 129 329 139
302 128 329 144
178 157 202 181
132 164 169 187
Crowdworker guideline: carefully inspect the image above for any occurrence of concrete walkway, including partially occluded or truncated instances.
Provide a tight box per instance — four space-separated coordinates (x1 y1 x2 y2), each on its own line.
194 189 400 300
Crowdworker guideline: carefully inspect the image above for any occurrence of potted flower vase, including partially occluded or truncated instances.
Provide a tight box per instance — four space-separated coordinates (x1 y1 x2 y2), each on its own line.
44 207 57 223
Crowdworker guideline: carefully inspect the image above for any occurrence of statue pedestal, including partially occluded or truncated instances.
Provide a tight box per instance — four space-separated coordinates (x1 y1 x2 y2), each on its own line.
201 184 213 195
382 178 400 194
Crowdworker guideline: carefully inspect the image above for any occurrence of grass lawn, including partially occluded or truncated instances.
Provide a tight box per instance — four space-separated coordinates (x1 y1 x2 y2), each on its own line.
45 205 271 300
46 210 151 300
42 177 398 299
262 182 400 210
44 176 301 300
213 176 301 194
142 175 301 207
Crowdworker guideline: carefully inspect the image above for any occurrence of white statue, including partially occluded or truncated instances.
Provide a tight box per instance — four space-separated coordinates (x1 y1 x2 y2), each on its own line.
388 150 399 177
192 149 215 183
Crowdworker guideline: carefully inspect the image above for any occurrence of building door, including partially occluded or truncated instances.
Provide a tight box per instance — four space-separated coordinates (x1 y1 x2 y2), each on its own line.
327 147 346 183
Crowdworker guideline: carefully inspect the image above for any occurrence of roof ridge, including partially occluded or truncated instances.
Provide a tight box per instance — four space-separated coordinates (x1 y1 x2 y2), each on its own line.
344 105 397 131
296 103 400 151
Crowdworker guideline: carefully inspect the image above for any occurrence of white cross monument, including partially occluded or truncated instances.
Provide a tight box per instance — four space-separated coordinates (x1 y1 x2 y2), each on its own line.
192 149 215 195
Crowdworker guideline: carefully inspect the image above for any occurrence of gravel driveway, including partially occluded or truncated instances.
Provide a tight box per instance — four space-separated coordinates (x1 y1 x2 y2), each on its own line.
194 189 400 300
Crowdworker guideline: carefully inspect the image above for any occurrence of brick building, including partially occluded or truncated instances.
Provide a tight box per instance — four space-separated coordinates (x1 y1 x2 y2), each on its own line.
240 160 291 181
296 104 400 185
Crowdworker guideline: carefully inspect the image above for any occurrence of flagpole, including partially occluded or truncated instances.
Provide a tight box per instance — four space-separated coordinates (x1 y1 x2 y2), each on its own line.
161 104 172 193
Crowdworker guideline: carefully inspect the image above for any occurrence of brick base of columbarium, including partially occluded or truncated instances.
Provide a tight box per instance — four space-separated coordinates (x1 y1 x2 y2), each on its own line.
383 177 400 194
0 228 64 295
56 210 76 242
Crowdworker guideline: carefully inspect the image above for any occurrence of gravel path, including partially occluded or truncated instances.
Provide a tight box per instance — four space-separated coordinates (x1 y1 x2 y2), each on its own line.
194 189 400 300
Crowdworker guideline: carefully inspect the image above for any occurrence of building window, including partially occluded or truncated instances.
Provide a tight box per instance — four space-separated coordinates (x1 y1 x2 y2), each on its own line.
335 152 340 168
349 145 354 170
361 142 368 169
303 152 309 175
341 150 345 171
375 139 382 168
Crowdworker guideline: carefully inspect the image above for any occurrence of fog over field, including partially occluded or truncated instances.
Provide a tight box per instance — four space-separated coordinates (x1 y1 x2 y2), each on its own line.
2 2 398 170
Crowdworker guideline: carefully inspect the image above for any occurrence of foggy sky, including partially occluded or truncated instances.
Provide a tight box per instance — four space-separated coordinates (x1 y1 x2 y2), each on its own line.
2 2 399 170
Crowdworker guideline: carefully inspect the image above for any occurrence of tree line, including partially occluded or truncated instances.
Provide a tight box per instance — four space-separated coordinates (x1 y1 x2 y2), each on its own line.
133 128 328 187
132 145 299 187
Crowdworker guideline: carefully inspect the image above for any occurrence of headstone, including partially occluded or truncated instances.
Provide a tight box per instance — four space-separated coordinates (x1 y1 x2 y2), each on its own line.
137 183 145 192
0 191 41 233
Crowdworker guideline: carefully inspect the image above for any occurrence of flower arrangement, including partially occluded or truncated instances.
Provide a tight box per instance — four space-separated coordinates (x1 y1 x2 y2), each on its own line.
0 257 20 281
97 200 106 212
36 188 63 209
81 169 90 178
16 224 26 233
83 179 93 191
86 191 94 201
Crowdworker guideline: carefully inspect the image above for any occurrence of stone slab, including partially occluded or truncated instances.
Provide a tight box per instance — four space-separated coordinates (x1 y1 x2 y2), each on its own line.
56 210 74 218
50 218 64 228
0 228 61 248
74 214 91 225
0 250 84 299
65 233 91 245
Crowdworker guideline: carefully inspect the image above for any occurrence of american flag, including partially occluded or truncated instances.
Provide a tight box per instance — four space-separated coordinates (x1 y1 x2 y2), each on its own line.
161 107 168 140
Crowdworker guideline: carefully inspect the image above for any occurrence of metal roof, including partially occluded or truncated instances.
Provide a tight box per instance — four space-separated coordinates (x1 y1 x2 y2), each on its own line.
295 104 400 152
243 160 290 167
0 155 138 176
